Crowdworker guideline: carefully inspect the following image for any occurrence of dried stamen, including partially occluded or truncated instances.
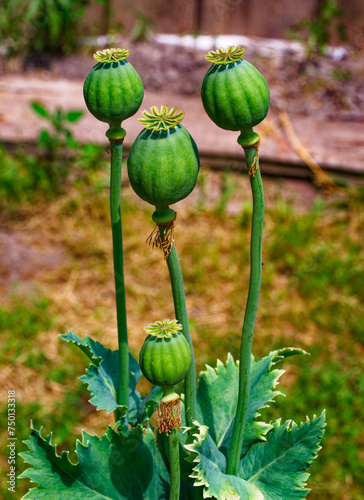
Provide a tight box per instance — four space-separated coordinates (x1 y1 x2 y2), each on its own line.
157 397 181 435
146 217 176 259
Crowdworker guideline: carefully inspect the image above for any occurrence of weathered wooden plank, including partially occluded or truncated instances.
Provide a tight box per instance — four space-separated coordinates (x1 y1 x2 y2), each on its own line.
81 0 364 46
0 76 363 178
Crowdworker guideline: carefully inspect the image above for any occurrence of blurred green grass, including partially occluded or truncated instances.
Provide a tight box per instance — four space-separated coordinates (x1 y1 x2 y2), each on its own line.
0 155 363 499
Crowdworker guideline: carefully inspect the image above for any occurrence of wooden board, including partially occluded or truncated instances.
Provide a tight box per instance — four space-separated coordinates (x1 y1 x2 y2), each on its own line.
0 75 363 179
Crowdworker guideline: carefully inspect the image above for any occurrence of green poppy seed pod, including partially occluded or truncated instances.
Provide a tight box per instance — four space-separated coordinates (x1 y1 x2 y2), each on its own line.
83 48 144 139
139 320 192 389
201 46 270 146
127 105 200 215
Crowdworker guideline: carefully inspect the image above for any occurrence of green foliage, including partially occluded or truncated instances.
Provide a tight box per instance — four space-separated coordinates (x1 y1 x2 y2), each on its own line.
240 414 326 499
60 331 163 426
19 424 170 499
187 414 326 500
186 352 325 500
59 331 103 366
0 0 89 57
287 0 347 57
18 331 171 498
130 12 155 43
195 349 313 448
197 349 307 457
187 424 263 500
31 101 83 152
20 342 324 498
0 0 26 56
61 332 142 420
0 103 105 210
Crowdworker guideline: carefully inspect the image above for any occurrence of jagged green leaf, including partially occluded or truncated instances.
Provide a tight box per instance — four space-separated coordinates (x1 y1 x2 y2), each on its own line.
19 423 169 499
185 422 263 500
60 331 102 366
81 361 126 415
197 348 307 456
139 385 163 422
61 331 142 421
240 412 326 499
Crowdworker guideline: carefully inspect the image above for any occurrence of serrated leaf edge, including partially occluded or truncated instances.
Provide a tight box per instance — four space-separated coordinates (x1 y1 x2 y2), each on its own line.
60 331 102 366
184 422 259 499
245 411 326 493
199 349 305 425
184 421 215 487
61 331 127 414
79 366 127 415
19 422 79 477
19 423 148 499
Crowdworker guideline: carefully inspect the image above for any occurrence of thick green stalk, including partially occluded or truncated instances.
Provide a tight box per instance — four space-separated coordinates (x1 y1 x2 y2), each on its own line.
110 140 129 418
169 428 180 500
227 146 265 475
164 237 197 427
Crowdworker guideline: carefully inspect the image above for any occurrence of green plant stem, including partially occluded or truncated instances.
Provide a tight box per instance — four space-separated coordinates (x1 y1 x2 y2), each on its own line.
168 428 180 500
227 146 264 475
110 140 129 420
162 234 197 427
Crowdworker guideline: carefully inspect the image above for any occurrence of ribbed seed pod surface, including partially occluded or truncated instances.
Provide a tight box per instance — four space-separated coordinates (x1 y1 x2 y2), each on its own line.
201 47 270 133
128 125 199 208
140 330 192 387
83 49 144 125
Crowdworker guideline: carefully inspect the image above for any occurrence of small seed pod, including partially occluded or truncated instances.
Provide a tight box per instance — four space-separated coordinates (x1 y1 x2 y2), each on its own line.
83 48 144 139
201 46 270 146
139 319 192 434
140 319 192 387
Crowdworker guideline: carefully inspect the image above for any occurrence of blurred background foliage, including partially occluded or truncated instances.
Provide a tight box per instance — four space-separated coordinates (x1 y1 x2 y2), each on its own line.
0 0 156 59
287 0 347 56
0 0 363 499
0 0 89 57
0 0 363 59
